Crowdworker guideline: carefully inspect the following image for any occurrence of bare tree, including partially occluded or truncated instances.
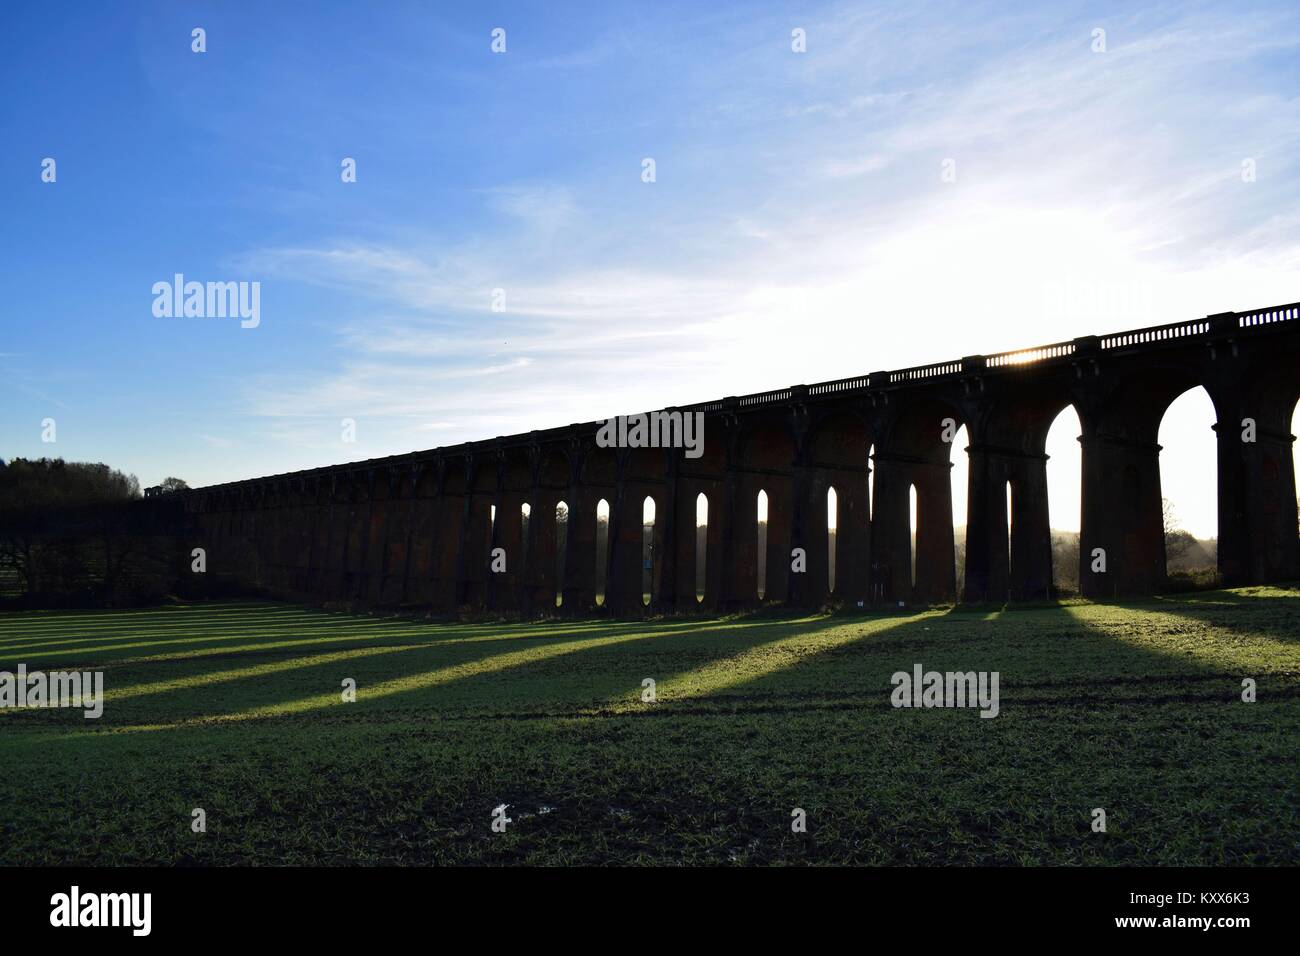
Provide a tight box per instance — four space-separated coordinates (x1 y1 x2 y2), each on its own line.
1162 498 1194 563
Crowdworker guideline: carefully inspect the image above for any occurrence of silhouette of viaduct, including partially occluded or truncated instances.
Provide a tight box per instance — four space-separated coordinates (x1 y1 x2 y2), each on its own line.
176 302 1300 614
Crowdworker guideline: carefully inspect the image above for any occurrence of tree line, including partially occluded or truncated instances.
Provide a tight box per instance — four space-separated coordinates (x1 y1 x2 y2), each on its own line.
0 458 197 608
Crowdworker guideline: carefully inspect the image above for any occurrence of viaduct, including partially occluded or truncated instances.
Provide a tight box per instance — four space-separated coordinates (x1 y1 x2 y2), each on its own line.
176 301 1300 614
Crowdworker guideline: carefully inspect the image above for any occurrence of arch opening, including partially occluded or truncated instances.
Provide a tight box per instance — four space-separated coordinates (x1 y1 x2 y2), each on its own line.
908 483 918 590
520 502 531 581
1044 405 1082 595
950 424 969 600
1157 386 1219 584
826 486 838 593
555 501 568 607
756 489 769 600
642 496 656 606
1294 399 1300 541
595 498 610 606
1005 480 1014 598
695 492 708 603
867 444 875 519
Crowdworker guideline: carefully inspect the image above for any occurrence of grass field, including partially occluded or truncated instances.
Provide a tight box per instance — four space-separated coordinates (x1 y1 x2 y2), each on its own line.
1 588 1297 865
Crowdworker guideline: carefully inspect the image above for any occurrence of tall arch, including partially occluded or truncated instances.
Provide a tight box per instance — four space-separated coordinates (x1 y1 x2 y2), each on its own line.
729 421 796 608
606 447 667 614
966 387 1069 603
1044 405 1082 595
950 424 970 600
673 426 726 612
1158 386 1218 584
1294 398 1300 545
520 501 532 586
595 498 610 606
908 483 918 589
868 443 876 519
581 447 618 613
802 411 871 607
641 496 656 606
526 447 569 612
875 397 963 605
826 486 838 594
1077 363 1206 597
554 500 568 607
695 492 708 603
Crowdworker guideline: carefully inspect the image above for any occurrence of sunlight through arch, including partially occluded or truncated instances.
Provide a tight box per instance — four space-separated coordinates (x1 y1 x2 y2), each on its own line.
1044 405 1082 594
641 496 655 606
595 498 610 606
950 424 969 597
908 484 918 589
827 486 838 593
554 501 568 607
1158 387 1218 579
695 492 708 602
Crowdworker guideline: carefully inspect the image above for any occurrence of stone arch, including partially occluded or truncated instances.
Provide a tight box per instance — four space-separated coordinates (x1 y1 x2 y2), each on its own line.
527 446 570 612
694 491 708 603
1075 361 1205 598
1157 386 1218 581
874 397 966 605
734 420 796 605
673 418 727 611
803 410 872 605
606 446 669 614
579 445 619 613
595 498 611 606
964 385 1075 603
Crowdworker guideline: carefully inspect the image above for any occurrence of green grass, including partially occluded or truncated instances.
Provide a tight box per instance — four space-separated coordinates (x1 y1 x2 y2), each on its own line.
0 588 1297 865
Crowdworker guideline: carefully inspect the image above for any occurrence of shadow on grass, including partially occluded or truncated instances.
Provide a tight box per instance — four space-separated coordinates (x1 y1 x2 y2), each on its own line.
0 600 721 668
10 592 1298 736
13 610 846 733
662 599 1293 707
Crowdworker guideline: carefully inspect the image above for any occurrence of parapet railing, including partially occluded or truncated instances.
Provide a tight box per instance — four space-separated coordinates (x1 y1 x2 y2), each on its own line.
1237 303 1300 328
808 375 870 397
986 340 1076 367
737 388 791 407
1100 317 1209 350
889 360 963 383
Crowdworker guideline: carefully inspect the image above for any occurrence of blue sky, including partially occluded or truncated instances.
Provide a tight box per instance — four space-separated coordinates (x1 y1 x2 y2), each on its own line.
2 0 1298 537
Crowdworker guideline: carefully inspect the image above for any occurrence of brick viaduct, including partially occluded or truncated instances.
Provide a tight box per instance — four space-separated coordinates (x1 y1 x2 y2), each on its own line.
176 302 1300 614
